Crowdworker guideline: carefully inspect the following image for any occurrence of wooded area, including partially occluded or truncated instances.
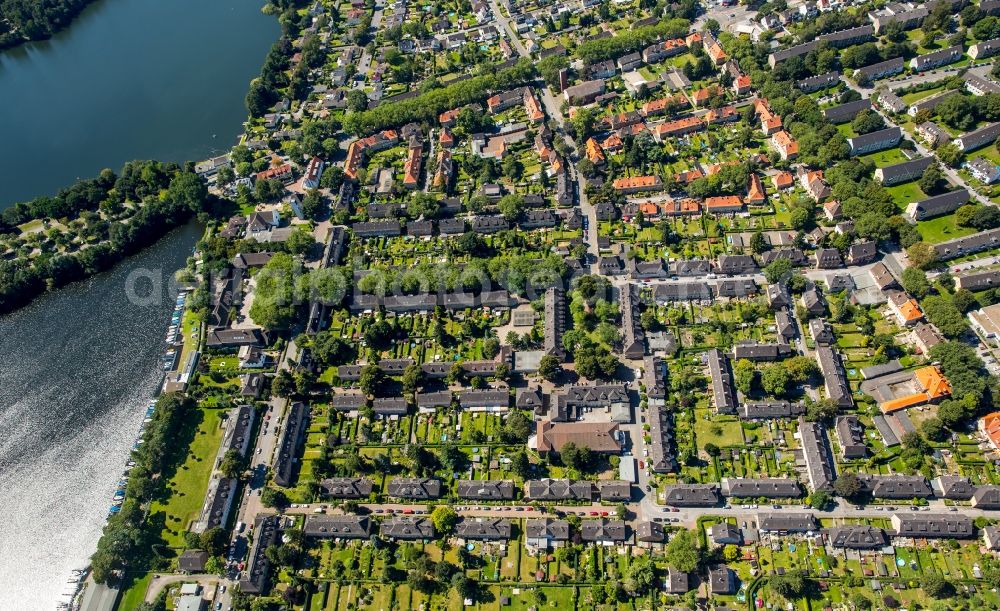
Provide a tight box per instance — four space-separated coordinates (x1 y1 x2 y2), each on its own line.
0 0 97 49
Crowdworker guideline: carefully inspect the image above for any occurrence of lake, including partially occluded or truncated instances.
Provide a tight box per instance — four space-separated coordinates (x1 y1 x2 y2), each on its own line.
0 0 279 209
0 0 277 608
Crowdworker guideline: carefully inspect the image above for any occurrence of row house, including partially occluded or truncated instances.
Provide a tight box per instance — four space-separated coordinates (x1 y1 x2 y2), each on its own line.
653 116 704 140
847 126 900 156
910 45 963 71
955 121 1000 152
853 56 905 83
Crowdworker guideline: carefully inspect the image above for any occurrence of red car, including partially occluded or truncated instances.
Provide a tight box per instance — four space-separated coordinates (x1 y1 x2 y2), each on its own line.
403 509 414 514
589 511 598 516
601 511 608 517
638 461 644 469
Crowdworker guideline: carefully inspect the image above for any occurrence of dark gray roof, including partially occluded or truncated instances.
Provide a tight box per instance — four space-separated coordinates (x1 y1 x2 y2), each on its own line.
664 484 721 506
525 518 570 540
456 518 512 540
304 515 374 539
739 400 804 419
934 227 1000 260
732 342 792 361
722 477 802 498
757 512 819 532
861 475 934 499
707 349 737 414
875 156 935 185
892 513 975 539
382 517 435 539
386 477 442 499
908 189 970 221
823 98 871 124
456 480 516 500
580 519 628 542
826 525 888 549
320 477 374 499
524 478 594 501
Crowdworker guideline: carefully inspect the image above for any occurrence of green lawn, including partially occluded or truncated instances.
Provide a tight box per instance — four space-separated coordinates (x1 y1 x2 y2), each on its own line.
917 213 977 244
693 409 745 447
859 147 908 166
116 572 151 611
885 181 927 212
150 408 226 547
900 86 944 105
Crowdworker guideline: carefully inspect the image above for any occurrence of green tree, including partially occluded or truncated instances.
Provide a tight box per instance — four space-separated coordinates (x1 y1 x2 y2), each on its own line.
538 354 562 381
219 448 245 479
359 364 388 397
511 450 531 478
923 573 953 598
900 267 931 298
937 143 964 167
918 164 944 195
810 490 833 510
665 529 702 572
285 227 316 256
921 417 948 441
769 573 807 599
906 241 938 269
431 505 458 534
401 363 424 393
922 295 969 337
760 364 791 397
199 527 228 557
623 555 656 595
261 487 289 509
806 399 838 423
851 109 885 135
764 258 793 284
733 359 756 395
833 473 864 500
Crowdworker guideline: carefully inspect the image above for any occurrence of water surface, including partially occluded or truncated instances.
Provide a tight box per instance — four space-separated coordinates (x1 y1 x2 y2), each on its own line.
0 0 279 208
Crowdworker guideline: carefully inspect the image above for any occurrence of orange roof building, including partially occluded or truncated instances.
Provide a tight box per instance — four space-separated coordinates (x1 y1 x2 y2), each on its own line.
344 141 365 179
613 175 664 193
733 74 752 95
601 133 624 152
653 116 704 140
881 366 951 413
524 90 545 123
889 293 925 326
705 105 739 124
256 163 293 183
704 195 745 214
771 130 799 160
439 127 455 148
691 86 721 107
585 138 606 165
662 198 701 216
686 32 703 47
773 171 794 190
755 99 784 135
676 168 704 184
439 107 462 127
403 144 423 189
746 174 766 204
705 161 738 176
642 94 688 117
704 33 727 65
981 412 1000 451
